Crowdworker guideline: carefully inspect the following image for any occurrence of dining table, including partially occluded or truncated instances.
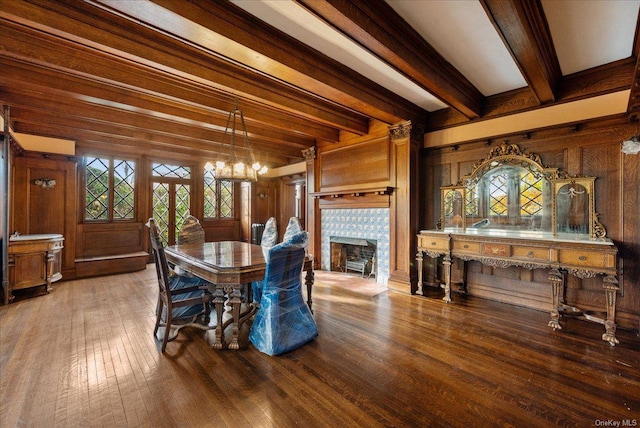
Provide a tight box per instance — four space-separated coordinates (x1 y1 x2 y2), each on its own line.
164 240 314 350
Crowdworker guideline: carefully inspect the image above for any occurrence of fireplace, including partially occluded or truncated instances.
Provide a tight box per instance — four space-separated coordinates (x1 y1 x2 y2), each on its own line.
330 236 377 278
321 208 389 284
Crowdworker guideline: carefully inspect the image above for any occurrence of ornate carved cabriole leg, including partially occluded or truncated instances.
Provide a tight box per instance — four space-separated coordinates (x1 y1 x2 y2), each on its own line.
548 268 563 330
602 275 619 346
305 267 314 313
415 250 424 296
228 284 243 350
442 254 452 303
212 284 226 350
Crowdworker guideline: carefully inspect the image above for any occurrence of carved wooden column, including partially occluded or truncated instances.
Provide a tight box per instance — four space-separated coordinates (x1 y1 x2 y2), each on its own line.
388 121 420 293
303 147 319 268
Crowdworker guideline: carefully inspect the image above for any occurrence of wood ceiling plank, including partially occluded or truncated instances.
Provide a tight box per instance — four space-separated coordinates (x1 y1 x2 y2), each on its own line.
0 0 368 134
480 0 561 104
296 0 483 119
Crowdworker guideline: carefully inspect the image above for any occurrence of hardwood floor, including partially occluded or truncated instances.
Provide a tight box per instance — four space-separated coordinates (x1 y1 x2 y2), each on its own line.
1 266 639 427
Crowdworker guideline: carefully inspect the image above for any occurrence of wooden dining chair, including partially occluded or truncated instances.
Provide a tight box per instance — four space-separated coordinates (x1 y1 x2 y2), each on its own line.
147 218 214 353
249 231 318 355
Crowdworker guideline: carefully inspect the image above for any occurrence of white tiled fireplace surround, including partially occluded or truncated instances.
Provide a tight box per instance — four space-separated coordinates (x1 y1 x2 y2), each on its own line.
320 208 390 285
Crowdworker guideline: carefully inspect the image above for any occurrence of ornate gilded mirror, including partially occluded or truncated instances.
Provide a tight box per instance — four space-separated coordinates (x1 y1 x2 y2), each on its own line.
439 143 607 239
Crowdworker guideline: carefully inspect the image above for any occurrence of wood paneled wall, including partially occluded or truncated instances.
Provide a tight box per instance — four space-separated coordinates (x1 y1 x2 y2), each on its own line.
12 154 77 278
309 120 419 292
423 115 640 331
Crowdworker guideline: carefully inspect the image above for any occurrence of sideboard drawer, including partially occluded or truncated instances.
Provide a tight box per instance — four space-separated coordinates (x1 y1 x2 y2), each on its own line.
481 243 510 257
418 235 450 251
558 249 609 268
512 246 549 261
453 241 480 252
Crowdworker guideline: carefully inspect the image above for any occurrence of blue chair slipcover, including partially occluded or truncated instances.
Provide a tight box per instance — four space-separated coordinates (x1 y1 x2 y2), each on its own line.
249 231 318 355
261 217 279 248
253 217 279 303
282 216 303 243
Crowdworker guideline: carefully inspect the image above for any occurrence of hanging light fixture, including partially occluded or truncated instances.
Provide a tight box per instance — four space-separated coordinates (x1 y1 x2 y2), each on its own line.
204 98 268 181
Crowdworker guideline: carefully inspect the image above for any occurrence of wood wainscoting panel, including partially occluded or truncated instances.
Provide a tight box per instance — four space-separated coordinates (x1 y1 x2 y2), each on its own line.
318 135 391 191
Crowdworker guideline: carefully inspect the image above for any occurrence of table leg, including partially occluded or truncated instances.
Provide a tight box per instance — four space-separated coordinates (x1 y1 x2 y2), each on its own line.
228 284 243 350
602 275 619 346
442 254 452 303
548 269 563 330
415 250 423 296
212 284 226 349
305 267 314 313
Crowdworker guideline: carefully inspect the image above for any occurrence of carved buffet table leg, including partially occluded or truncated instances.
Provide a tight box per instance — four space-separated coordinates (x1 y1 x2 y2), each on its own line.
602 275 619 346
548 268 563 330
442 254 452 303
415 250 423 296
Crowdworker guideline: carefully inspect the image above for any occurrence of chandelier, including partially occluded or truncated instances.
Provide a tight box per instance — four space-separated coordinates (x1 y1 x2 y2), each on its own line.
204 98 268 181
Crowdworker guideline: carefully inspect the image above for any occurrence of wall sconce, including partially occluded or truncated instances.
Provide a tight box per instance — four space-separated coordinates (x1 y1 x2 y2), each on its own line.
258 192 268 199
34 178 56 189
621 136 640 154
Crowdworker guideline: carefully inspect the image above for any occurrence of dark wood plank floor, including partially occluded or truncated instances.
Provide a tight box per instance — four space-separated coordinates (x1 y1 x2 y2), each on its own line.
1 266 639 427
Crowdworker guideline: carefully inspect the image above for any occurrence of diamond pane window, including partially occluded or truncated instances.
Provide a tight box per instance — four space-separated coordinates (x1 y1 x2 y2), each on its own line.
85 157 109 220
113 160 135 219
175 184 191 237
520 171 543 216
152 182 170 245
85 156 136 221
219 180 233 218
152 163 191 179
489 174 508 216
203 171 217 218
203 173 234 219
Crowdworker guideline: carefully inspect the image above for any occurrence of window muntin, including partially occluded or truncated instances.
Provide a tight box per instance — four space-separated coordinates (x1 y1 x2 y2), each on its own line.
85 156 135 221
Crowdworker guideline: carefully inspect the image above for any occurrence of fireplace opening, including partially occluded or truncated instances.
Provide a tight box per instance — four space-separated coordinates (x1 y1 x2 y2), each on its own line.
330 236 377 278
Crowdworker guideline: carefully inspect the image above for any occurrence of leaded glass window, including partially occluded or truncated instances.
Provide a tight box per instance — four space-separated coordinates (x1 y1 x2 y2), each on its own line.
85 156 135 221
203 171 234 219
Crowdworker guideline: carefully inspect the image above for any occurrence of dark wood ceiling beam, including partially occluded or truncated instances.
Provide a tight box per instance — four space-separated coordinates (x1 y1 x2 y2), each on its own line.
0 22 341 142
12 120 295 167
1 89 311 159
428 59 635 130
9 108 305 163
295 0 483 119
95 0 425 126
0 0 368 134
480 0 561 104
0 76 315 152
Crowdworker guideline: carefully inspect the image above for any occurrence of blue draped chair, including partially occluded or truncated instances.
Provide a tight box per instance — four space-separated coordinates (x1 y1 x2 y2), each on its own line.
252 217 279 303
148 218 214 353
282 216 303 243
249 231 318 355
